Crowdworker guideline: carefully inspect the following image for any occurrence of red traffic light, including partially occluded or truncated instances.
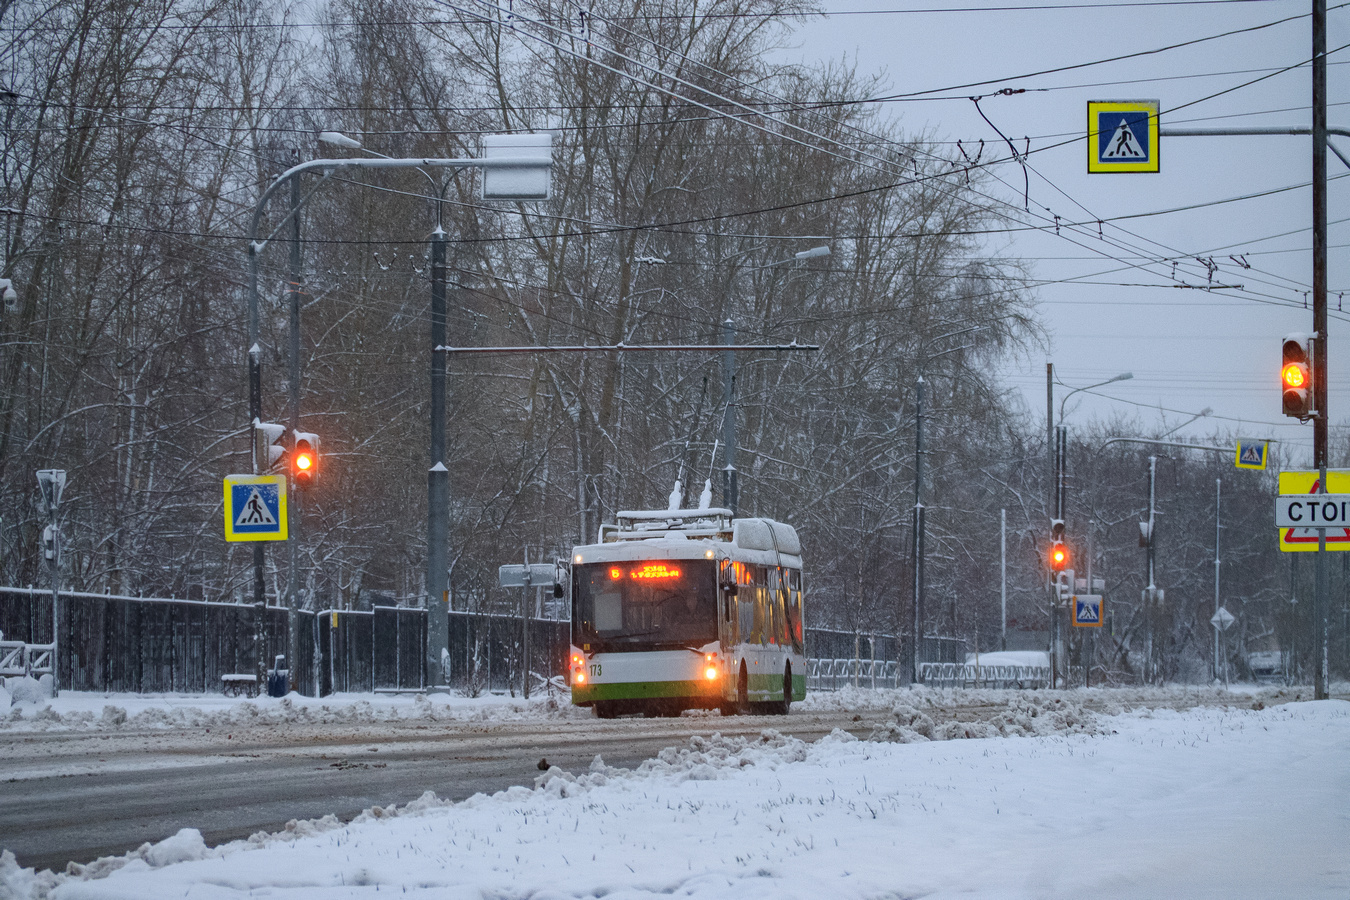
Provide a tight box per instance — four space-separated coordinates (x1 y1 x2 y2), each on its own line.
1282 334 1313 419
1049 541 1069 572
292 431 320 489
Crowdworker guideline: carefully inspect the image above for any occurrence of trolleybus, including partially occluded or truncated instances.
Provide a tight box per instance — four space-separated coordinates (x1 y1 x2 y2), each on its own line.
568 505 805 717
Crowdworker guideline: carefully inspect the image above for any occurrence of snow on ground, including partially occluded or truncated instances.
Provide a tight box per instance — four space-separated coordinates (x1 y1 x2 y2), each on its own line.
3 695 1346 900
0 681 589 732
2 678 1326 733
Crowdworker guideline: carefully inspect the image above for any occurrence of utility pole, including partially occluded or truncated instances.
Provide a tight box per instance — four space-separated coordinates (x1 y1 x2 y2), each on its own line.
1000 508 1007 652
286 168 302 690
1086 518 1095 688
1312 0 1331 701
721 318 737 516
1214 477 1222 683
911 375 926 685
427 208 450 687
1046 363 1055 681
1145 455 1158 684
36 469 65 695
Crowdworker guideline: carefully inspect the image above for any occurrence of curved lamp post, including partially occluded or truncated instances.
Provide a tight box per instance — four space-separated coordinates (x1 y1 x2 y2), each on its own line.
245 137 551 689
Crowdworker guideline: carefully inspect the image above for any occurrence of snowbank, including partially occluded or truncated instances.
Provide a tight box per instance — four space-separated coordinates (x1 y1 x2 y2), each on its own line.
3 698 1345 899
0 688 588 732
963 649 1051 667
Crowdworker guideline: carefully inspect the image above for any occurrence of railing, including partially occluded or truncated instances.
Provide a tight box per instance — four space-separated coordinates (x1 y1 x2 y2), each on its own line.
0 640 53 678
807 658 902 690
917 662 1051 689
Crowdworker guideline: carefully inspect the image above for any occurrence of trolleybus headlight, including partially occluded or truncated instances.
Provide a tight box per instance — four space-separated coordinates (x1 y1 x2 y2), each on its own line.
705 666 719 680
574 669 586 684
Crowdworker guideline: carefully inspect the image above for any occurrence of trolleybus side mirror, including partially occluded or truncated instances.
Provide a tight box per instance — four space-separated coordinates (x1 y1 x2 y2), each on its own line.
553 583 564 599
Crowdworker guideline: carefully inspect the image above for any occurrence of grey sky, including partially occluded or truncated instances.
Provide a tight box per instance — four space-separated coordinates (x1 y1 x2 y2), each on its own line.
784 0 1348 463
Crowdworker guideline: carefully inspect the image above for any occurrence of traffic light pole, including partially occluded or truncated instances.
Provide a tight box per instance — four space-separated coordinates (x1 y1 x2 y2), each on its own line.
1312 0 1330 701
286 172 302 691
1158 27 1338 697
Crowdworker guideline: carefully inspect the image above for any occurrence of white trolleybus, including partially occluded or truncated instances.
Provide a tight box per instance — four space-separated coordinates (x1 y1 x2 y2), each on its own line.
568 505 805 717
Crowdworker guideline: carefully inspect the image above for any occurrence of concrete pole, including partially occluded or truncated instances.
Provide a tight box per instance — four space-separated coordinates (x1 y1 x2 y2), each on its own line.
286 171 302 690
909 375 926 685
1086 518 1094 688
1000 507 1007 652
1214 477 1221 683
1146 455 1157 684
427 215 450 686
48 514 59 696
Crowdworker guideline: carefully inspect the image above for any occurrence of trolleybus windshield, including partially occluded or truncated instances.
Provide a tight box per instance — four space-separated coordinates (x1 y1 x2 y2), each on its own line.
573 560 717 648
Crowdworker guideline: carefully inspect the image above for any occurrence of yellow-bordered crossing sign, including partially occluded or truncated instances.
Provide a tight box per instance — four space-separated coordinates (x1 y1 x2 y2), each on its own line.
224 474 288 542
1235 441 1268 470
1088 100 1159 173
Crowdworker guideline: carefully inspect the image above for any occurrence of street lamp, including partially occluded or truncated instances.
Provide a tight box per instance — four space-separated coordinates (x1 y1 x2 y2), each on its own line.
1158 407 1213 439
721 244 830 515
245 135 552 691
1047 370 1131 687
1057 371 1133 423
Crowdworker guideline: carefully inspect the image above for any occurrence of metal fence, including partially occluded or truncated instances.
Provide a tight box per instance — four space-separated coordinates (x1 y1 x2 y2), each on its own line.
0 639 52 678
0 586 295 694
5 586 1015 696
445 610 570 694
315 607 426 694
807 658 902 690
918 662 1051 690
0 587 572 697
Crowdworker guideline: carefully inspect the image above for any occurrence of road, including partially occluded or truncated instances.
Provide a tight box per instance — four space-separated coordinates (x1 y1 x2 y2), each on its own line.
3 685 1316 874
0 707 875 873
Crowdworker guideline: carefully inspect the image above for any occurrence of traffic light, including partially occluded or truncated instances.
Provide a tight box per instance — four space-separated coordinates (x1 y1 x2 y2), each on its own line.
1281 333 1314 419
292 430 319 490
1048 518 1068 571
254 420 287 472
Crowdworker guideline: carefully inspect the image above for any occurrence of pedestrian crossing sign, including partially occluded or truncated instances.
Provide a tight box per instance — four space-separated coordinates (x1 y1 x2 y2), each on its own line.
1235 441 1268 470
1073 595 1104 627
224 474 288 542
1088 100 1160 173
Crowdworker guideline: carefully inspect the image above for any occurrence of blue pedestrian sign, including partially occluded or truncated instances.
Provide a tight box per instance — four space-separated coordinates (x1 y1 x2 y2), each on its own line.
224 474 288 542
1088 100 1159 173
1235 440 1268 470
1073 594 1104 628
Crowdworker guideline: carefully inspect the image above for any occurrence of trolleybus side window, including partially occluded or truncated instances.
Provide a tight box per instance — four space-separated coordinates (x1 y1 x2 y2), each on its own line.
787 568 804 652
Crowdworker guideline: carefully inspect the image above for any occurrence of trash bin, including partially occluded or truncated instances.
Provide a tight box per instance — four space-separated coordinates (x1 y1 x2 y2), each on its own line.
266 654 289 697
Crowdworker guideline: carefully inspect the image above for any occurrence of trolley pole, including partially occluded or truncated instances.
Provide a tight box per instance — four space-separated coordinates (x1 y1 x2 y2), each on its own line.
721 319 738 516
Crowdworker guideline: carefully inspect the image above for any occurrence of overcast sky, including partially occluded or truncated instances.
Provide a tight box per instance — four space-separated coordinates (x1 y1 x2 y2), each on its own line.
781 0 1349 465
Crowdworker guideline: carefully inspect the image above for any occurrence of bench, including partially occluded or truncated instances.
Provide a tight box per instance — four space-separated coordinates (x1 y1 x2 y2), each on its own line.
221 674 258 697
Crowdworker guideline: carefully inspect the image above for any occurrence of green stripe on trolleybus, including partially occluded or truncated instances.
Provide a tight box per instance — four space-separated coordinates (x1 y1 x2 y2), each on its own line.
572 673 806 704
746 672 807 701
571 679 719 704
